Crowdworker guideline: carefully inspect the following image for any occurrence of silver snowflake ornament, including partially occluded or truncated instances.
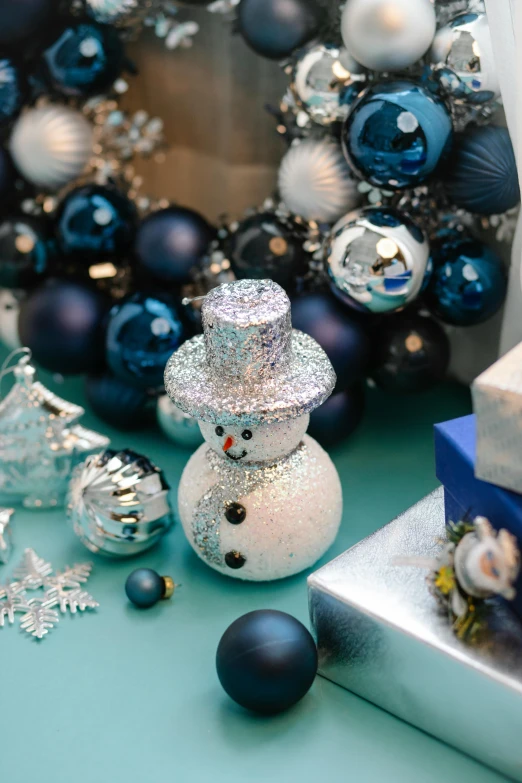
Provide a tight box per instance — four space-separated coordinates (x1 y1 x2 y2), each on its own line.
1 549 98 640
0 507 14 564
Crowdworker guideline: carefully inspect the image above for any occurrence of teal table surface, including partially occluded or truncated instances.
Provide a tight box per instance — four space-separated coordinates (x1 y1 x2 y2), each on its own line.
0 372 508 783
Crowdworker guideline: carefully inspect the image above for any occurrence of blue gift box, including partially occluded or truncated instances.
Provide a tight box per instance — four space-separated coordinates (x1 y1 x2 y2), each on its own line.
434 414 522 618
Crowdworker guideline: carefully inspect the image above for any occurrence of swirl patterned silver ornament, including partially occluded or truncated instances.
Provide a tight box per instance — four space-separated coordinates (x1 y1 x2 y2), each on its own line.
67 449 174 558
86 0 140 24
278 140 360 223
9 106 93 192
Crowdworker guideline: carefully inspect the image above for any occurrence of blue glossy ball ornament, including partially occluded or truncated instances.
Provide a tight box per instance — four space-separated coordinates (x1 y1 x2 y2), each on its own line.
425 235 507 327
238 0 325 60
125 568 166 609
371 313 450 393
0 215 53 290
446 127 520 216
86 374 152 431
326 207 429 315
342 81 453 190
0 59 25 129
291 293 370 389
0 0 55 48
40 22 125 98
55 185 138 260
216 610 318 714
106 292 187 390
18 279 109 375
309 385 365 447
135 207 215 284
228 212 306 291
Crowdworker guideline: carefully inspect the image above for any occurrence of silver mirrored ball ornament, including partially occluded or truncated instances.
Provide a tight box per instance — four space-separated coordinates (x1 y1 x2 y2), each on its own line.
325 207 429 314
157 394 204 449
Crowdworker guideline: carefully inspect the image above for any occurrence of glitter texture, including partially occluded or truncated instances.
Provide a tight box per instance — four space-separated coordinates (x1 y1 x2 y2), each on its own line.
164 280 336 426
178 435 342 581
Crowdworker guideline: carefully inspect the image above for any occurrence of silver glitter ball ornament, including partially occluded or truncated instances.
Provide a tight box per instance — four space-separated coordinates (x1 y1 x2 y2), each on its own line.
278 140 360 223
86 0 140 24
0 354 110 509
165 279 336 427
156 395 204 449
291 44 365 126
9 106 93 191
67 449 174 558
430 12 500 103
325 207 429 314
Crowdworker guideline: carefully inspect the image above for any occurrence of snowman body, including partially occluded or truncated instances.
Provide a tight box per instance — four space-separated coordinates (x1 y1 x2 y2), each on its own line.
178 416 342 580
165 279 343 582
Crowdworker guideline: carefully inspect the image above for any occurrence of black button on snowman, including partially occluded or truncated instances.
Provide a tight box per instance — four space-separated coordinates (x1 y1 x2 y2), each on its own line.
165 279 343 581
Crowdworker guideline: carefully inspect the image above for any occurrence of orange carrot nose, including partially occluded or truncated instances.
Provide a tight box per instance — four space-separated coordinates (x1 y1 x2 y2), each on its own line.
223 436 234 452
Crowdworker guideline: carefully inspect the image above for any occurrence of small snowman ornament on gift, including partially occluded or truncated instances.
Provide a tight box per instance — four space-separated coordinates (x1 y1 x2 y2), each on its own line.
165 279 343 581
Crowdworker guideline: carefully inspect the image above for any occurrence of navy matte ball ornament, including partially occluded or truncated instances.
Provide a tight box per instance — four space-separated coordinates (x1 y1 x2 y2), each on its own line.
309 385 365 447
0 215 53 290
342 81 453 190
18 279 109 375
371 313 450 393
425 235 507 327
40 22 125 98
106 292 187 390
291 292 370 389
135 206 215 284
125 568 175 609
86 374 152 430
0 59 25 129
238 0 325 60
228 212 306 291
216 610 318 714
55 185 138 260
0 0 55 47
446 127 520 216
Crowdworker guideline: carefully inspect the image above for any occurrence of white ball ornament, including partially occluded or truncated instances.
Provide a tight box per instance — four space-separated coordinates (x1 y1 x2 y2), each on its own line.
341 0 436 72
278 140 360 223
9 106 93 192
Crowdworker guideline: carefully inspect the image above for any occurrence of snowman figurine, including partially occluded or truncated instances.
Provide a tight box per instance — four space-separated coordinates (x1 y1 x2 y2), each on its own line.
164 279 343 581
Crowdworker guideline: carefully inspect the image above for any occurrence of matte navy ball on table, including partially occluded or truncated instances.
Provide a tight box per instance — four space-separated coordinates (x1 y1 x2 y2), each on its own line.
216 610 318 714
309 385 365 447
342 81 453 190
0 0 55 48
0 215 53 290
106 292 187 390
371 313 450 393
39 21 125 98
425 234 507 327
228 212 306 291
86 374 152 430
291 292 370 389
18 279 109 374
135 206 215 284
238 0 325 60
0 59 25 129
55 185 137 260
125 568 174 609
445 127 520 216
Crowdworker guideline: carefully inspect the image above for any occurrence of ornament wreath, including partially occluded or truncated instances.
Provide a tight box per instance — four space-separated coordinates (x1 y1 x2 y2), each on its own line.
0 0 518 446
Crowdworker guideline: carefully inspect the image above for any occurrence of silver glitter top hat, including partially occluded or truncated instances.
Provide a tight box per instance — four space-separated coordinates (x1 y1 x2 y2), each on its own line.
164 279 336 426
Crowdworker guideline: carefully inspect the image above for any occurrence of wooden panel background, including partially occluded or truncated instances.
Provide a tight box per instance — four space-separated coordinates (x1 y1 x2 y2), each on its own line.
122 7 288 222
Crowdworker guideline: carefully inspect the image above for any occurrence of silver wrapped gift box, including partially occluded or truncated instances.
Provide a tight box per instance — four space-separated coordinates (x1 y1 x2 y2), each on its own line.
473 341 522 495
308 488 522 781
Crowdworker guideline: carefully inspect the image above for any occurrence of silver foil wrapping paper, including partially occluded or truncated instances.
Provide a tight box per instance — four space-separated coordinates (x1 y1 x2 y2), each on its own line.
308 488 522 781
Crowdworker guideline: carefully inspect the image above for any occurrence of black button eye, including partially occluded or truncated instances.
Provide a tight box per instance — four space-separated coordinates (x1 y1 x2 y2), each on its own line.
241 430 252 441
215 426 224 437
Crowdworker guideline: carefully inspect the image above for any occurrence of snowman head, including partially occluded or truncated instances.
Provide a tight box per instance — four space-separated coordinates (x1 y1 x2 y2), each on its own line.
199 415 310 464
